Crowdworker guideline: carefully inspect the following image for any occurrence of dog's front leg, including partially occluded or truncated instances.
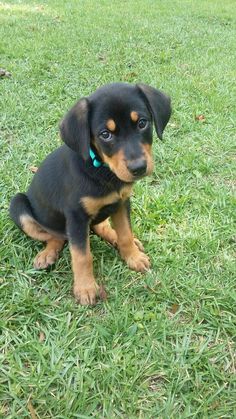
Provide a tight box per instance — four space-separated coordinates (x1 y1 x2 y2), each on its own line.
111 201 151 273
66 209 99 305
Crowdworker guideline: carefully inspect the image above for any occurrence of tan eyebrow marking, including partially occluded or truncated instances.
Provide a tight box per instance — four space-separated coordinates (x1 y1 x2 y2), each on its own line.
106 119 116 132
130 111 139 122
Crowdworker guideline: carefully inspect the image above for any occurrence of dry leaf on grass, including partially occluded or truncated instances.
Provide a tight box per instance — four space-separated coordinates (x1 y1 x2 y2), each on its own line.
195 114 206 122
27 400 38 419
29 166 38 173
170 303 180 314
39 331 45 342
0 68 12 78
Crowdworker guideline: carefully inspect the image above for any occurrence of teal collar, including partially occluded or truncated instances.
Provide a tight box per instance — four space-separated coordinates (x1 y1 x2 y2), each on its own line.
89 147 108 168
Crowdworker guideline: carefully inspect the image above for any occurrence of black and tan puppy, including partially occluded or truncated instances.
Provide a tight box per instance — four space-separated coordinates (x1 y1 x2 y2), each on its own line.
10 83 171 305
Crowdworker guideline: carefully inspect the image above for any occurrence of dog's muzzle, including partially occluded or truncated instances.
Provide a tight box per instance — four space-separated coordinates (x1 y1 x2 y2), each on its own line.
127 159 147 177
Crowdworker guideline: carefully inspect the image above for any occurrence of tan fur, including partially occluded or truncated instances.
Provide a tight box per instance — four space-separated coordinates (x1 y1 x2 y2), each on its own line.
81 185 133 217
70 244 98 305
111 204 150 272
130 111 139 122
106 119 116 132
20 214 52 241
92 219 117 246
141 143 154 175
81 192 118 217
104 144 153 182
119 184 133 200
102 149 135 183
34 238 65 269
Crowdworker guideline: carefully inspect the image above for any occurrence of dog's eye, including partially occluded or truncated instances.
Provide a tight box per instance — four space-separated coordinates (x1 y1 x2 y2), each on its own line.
138 118 148 129
99 130 112 141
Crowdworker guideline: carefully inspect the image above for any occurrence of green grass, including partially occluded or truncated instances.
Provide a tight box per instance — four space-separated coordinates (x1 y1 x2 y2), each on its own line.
1 0 236 417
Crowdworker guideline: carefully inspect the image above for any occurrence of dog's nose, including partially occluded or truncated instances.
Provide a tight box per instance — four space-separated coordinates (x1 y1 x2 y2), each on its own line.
127 159 147 177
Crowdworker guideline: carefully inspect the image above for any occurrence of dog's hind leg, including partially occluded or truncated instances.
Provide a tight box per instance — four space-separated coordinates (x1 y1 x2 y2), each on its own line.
9 193 65 269
10 193 51 241
92 218 144 253
92 219 117 247
33 238 65 269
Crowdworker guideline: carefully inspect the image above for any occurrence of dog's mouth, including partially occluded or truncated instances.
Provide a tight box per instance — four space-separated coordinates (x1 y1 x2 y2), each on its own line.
113 162 149 183
131 172 147 181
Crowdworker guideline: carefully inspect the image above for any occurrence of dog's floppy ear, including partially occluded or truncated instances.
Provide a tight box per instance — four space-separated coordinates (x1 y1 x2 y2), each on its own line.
60 98 90 159
136 83 171 140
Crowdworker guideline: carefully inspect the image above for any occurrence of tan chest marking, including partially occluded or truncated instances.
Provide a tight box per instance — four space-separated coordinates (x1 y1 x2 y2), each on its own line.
119 184 133 201
81 185 133 217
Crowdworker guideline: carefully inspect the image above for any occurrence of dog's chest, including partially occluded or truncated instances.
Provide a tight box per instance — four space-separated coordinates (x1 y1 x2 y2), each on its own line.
81 185 132 219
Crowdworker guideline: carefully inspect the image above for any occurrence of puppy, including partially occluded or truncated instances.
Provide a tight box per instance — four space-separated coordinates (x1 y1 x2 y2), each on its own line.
10 83 171 305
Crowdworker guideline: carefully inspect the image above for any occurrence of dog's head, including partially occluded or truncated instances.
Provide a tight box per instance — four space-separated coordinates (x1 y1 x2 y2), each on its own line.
60 83 171 183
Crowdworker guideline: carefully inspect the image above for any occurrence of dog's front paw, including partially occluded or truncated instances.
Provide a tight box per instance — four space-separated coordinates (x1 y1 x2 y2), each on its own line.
74 282 98 305
34 249 59 269
124 248 150 273
73 281 107 305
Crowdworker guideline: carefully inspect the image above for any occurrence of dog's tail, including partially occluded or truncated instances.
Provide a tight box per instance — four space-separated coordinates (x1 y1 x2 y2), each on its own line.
9 193 34 230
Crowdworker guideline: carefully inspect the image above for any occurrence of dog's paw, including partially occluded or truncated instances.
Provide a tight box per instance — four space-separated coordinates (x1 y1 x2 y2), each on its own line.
34 249 59 269
125 248 150 273
73 282 106 305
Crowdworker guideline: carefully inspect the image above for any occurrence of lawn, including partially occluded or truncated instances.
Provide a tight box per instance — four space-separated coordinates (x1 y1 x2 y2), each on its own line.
1 0 236 417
